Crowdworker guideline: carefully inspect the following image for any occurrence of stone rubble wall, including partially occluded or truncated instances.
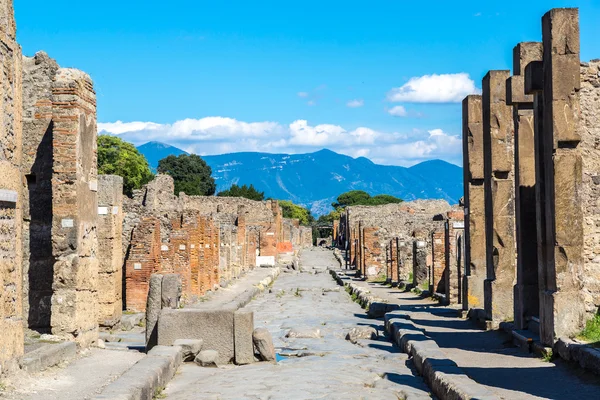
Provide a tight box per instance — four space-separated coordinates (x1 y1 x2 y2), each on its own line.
0 0 23 374
122 175 297 312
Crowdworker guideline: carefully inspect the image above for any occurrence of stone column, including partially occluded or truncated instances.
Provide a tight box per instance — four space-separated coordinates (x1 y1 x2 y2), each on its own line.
538 8 585 344
482 70 515 325
412 232 428 289
508 42 543 330
0 0 24 371
462 95 486 312
97 175 124 327
445 210 465 305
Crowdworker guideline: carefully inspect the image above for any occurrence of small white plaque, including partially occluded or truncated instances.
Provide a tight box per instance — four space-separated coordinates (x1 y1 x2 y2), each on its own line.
0 189 18 203
179 244 186 250
133 263 142 270
61 219 74 228
98 206 108 215
190 244 195 249
89 180 98 192
161 245 169 251
417 240 427 249
266 232 275 236
453 222 465 229
112 206 119 215
434 239 442 245
205 244 210 248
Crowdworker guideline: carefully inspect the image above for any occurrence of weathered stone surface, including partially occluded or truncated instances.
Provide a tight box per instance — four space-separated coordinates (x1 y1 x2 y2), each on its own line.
145 273 163 349
157 308 236 364
345 326 378 343
161 273 182 309
285 328 322 339
174 339 204 361
482 70 515 324
253 327 276 362
120 313 144 331
195 350 219 368
234 310 255 365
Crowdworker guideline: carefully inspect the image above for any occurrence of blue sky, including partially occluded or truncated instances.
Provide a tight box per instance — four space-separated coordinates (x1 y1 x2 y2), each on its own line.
15 1 600 166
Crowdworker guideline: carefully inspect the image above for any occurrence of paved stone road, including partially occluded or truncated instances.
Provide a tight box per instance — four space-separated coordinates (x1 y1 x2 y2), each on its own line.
164 248 432 400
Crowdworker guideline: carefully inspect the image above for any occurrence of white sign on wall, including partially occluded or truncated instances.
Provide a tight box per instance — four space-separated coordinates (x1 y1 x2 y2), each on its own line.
133 263 142 270
98 207 109 215
61 219 74 228
179 244 186 250
161 245 169 251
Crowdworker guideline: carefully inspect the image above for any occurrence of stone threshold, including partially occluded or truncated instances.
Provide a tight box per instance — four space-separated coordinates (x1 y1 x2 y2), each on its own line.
19 341 77 373
329 269 500 400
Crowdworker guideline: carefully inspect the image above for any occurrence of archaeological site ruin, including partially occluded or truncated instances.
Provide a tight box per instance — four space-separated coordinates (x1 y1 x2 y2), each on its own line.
2 2 600 399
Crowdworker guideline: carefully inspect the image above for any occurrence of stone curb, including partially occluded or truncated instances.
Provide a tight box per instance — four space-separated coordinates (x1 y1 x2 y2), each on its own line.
19 341 77 373
93 345 184 400
554 338 600 376
232 266 281 310
330 269 500 400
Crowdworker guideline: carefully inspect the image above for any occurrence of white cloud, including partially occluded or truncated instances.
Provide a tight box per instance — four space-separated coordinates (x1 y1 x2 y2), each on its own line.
306 100 316 106
387 73 480 103
387 105 407 117
297 92 309 98
346 99 364 108
99 117 461 166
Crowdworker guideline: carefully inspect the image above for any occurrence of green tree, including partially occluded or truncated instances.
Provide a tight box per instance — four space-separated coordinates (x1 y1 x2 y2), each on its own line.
157 154 216 196
97 135 154 196
217 184 265 201
332 190 403 208
279 200 315 226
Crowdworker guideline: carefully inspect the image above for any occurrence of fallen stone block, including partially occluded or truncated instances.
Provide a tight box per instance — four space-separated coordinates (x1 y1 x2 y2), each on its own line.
195 350 219 368
20 341 77 373
253 328 276 362
367 302 400 318
234 310 255 365
120 313 144 331
173 339 203 361
345 327 378 343
285 328 322 339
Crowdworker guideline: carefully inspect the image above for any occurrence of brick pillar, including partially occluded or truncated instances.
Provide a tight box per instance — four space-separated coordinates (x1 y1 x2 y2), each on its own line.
97 175 124 327
170 227 192 297
390 238 400 284
183 213 201 296
509 42 543 330
482 70 515 325
462 95 486 311
50 68 99 346
125 217 161 312
0 0 24 371
237 206 247 272
538 8 584 345
445 211 465 305
432 230 446 294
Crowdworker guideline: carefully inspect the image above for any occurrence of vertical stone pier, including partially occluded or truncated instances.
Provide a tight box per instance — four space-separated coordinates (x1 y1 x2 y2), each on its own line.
509 42 543 330
445 210 465 305
538 8 585 344
97 175 123 327
462 95 486 312
431 230 446 294
50 69 99 346
482 70 515 325
0 0 23 371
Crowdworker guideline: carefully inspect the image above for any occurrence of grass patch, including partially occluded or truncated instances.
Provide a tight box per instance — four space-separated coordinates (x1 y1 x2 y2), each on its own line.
294 288 302 297
276 290 285 299
578 314 600 343
153 386 167 399
540 349 553 362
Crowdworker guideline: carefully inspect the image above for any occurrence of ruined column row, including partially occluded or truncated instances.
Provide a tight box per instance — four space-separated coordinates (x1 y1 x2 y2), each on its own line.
461 7 600 345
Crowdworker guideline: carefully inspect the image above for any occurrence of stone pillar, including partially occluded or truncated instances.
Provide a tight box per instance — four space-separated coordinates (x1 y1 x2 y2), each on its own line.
170 227 192 297
538 8 585 344
50 69 99 346
0 0 23 372
412 233 428 288
509 42 543 330
237 205 247 272
431 230 446 294
391 238 400 284
97 175 124 327
482 70 515 325
362 227 382 278
445 210 465 305
462 95 486 311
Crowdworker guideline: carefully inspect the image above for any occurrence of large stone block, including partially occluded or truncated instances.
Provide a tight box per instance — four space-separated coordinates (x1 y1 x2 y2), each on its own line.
234 310 254 365
157 308 236 365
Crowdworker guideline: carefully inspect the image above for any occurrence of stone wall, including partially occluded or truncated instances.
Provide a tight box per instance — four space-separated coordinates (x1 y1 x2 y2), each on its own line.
0 0 23 373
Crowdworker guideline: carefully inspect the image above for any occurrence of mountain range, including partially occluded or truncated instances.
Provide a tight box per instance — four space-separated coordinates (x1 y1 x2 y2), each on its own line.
136 141 463 216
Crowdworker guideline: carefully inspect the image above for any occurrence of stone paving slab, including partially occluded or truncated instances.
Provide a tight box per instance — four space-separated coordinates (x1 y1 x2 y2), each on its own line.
163 248 432 399
339 270 600 400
